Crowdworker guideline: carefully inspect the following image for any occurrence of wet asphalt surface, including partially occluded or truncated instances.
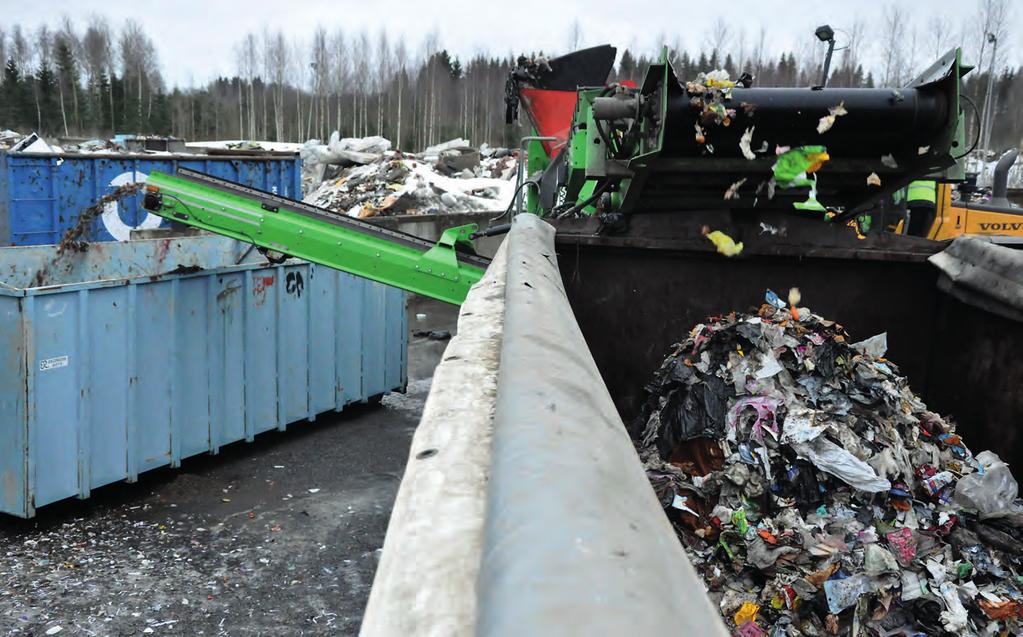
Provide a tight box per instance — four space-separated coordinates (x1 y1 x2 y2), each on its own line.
0 297 458 637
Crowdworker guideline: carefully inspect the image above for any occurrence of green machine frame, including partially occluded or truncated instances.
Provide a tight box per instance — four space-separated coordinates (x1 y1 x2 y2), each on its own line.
143 168 489 305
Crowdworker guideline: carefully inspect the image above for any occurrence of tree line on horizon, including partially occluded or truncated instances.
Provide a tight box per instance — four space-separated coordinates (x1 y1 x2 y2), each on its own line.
0 2 1019 153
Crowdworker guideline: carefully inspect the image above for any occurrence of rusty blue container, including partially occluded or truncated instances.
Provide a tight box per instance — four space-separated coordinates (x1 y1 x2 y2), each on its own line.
0 236 406 517
0 151 302 246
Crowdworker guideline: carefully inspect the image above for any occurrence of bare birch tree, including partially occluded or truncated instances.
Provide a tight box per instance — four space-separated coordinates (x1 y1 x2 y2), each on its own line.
881 5 908 86
263 28 288 141
394 35 408 149
330 29 348 135
567 20 583 52
311 27 330 140
376 29 391 139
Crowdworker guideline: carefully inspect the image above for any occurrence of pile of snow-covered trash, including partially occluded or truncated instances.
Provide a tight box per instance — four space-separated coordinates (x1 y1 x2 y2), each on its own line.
1 130 129 154
967 153 1022 190
301 133 517 218
1 131 62 153
186 139 305 154
634 297 1023 636
0 129 26 150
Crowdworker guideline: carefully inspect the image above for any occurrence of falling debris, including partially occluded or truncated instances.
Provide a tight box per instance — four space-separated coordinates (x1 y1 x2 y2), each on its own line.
773 147 830 184
687 70 739 134
881 153 899 169
695 123 707 145
704 228 744 257
771 147 830 212
867 172 882 186
739 127 757 160
918 146 930 155
59 183 145 254
816 101 848 134
787 287 802 320
633 301 1023 636
28 183 146 288
724 178 748 200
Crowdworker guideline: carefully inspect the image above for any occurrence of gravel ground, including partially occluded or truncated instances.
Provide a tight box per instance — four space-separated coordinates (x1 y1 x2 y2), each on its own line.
0 297 457 637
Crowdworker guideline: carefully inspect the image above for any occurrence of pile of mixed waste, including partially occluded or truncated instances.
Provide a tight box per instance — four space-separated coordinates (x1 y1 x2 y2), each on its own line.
301 134 516 217
633 296 1023 636
967 155 1023 191
0 129 25 150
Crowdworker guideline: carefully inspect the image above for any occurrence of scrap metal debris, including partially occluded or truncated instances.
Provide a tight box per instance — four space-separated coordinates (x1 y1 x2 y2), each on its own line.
867 172 882 187
881 154 899 169
633 301 1023 636
816 102 848 135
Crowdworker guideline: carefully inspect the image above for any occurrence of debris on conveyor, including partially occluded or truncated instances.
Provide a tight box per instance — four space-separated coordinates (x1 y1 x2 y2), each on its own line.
633 299 1023 636
301 135 516 218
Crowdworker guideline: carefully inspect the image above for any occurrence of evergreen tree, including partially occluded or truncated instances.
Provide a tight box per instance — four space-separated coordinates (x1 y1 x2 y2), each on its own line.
35 62 60 134
95 71 113 133
55 38 80 132
619 49 637 83
110 72 124 132
151 89 171 134
1 58 31 129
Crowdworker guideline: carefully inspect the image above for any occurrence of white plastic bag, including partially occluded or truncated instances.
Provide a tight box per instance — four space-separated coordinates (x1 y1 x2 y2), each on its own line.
794 437 891 492
953 450 1019 517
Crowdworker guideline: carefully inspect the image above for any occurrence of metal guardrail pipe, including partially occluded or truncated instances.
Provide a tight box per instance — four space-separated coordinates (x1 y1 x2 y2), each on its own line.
361 240 508 636
363 215 725 636
476 214 727 636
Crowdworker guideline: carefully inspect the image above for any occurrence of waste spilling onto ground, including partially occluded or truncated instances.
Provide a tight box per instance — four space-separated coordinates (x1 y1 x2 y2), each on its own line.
633 297 1023 636
301 133 516 217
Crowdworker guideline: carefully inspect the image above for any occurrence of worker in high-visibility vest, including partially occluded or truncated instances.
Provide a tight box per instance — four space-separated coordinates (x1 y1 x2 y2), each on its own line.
906 179 937 237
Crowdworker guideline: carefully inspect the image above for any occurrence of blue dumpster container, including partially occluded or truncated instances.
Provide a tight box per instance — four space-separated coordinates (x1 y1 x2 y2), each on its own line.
0 236 407 518
0 151 302 246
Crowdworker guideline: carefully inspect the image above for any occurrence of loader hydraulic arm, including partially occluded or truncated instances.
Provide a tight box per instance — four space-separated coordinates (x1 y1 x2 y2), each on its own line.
142 168 489 305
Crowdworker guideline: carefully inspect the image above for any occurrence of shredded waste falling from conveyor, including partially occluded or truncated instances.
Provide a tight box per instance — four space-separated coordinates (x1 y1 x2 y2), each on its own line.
632 299 1023 636
29 183 144 287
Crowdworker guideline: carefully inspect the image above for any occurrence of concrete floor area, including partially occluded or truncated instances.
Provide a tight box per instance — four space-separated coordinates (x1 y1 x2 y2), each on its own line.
0 296 458 636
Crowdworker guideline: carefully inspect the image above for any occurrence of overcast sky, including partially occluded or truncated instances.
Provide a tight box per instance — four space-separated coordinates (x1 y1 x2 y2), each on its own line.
4 0 1019 87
